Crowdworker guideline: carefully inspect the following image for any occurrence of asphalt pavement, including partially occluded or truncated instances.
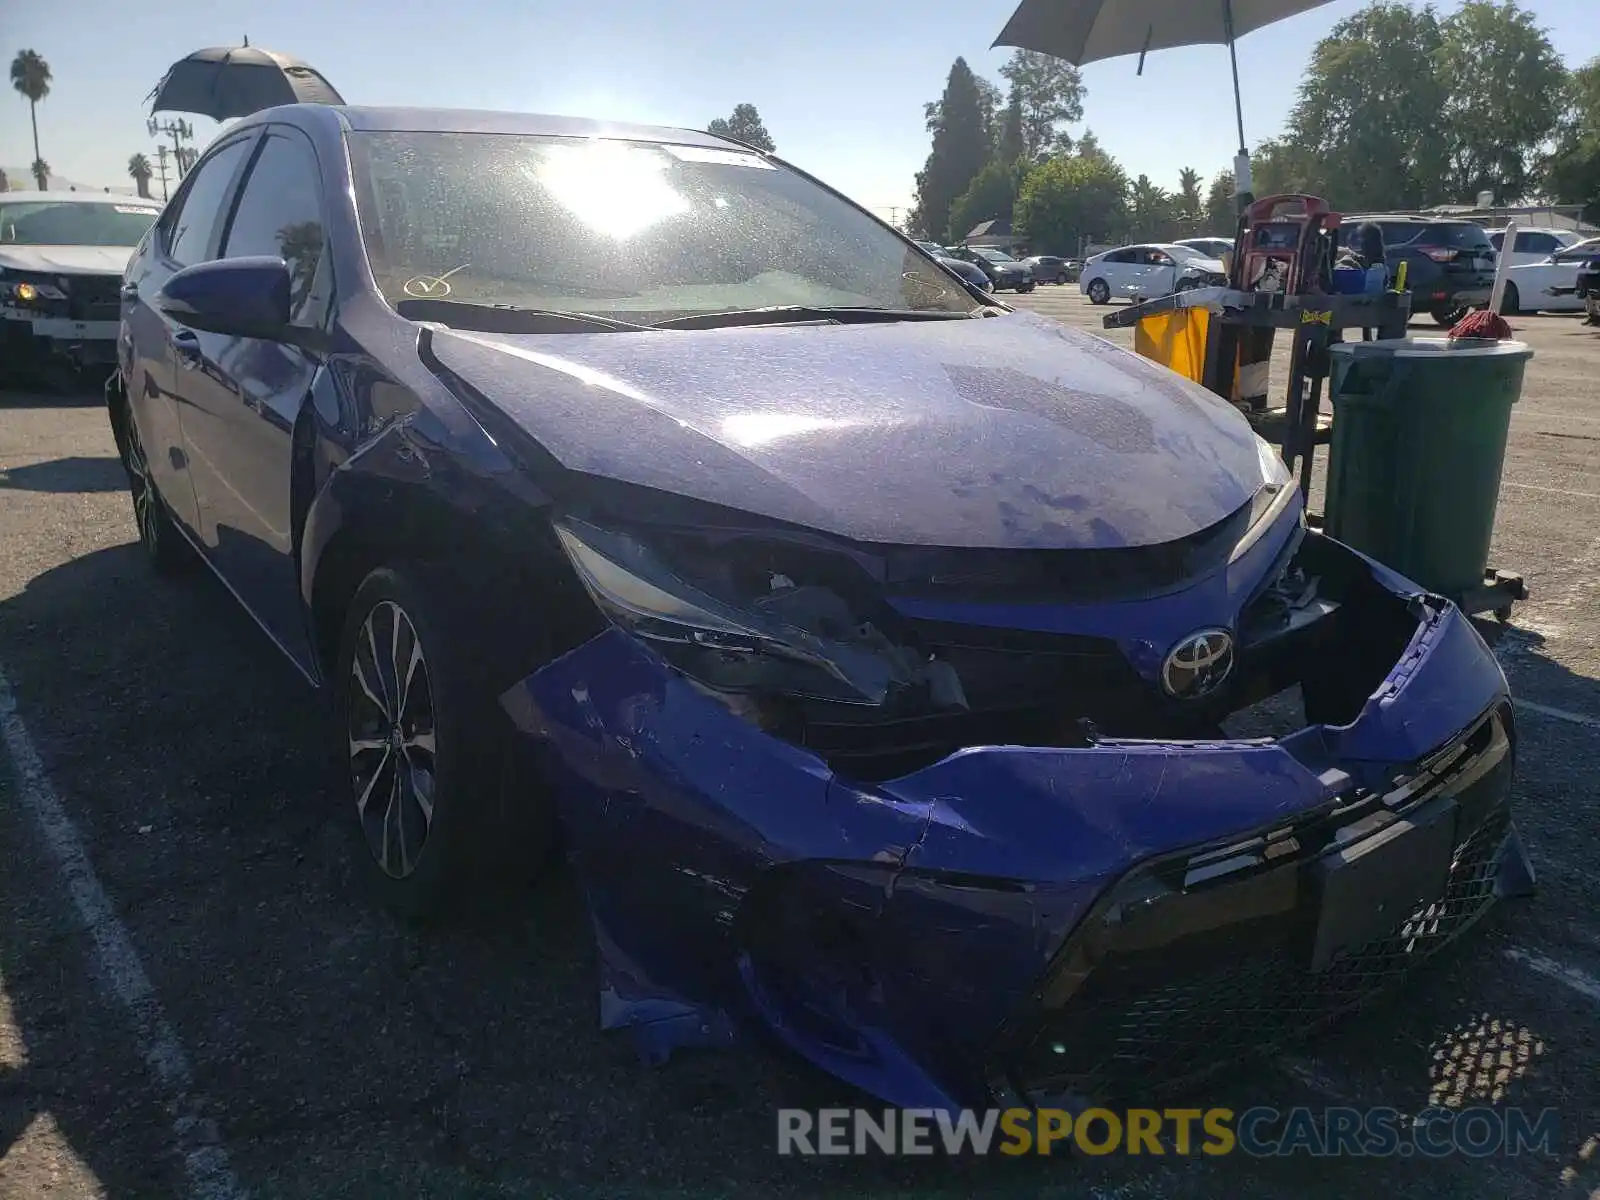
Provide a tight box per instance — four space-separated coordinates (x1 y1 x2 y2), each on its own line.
1 297 1597 1199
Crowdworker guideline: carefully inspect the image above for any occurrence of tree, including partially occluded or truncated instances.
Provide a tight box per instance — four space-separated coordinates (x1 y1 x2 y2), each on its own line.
1128 174 1176 242
0 166 8 192
949 157 1027 244
1177 167 1204 220
127 153 153 199
997 88 1026 166
1436 0 1567 203
974 76 1005 151
1272 2 1450 211
1545 58 1600 223
1075 128 1107 163
706 103 775 153
10 50 51 189
910 58 994 241
998 50 1084 159
1250 138 1317 199
1205 170 1236 231
1015 154 1129 256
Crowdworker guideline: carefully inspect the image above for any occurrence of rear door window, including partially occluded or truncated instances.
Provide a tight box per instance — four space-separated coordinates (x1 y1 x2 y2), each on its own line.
1513 231 1560 256
1375 222 1425 247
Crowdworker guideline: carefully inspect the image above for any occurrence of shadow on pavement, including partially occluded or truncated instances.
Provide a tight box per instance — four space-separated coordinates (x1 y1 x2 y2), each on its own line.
0 385 106 411
0 455 125 494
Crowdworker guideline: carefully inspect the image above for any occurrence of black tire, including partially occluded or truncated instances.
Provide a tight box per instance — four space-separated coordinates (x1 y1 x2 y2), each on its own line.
1432 305 1470 328
335 563 557 920
1499 284 1520 315
117 405 192 575
1087 278 1111 305
1055 272 1068 285
1016 280 1036 294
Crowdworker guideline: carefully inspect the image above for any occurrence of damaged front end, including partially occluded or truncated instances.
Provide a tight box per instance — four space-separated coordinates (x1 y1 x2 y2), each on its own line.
499 488 1528 1113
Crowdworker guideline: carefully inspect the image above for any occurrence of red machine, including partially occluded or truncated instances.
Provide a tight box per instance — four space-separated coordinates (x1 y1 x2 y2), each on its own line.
1229 194 1340 295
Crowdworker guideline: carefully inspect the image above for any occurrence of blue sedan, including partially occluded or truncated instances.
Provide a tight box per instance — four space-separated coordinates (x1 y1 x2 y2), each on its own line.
109 103 1528 1112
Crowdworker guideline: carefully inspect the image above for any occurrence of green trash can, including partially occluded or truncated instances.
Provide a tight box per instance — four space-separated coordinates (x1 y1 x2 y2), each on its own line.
1325 337 1531 601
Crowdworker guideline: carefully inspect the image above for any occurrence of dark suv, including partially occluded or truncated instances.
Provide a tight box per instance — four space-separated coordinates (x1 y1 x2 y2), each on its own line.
1340 216 1497 327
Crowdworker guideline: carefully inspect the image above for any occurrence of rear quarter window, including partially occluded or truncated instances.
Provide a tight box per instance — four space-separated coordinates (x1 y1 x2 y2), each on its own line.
1419 223 1492 249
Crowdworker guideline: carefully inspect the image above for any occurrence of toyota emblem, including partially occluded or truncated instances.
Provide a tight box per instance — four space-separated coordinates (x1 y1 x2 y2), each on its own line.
1161 629 1235 699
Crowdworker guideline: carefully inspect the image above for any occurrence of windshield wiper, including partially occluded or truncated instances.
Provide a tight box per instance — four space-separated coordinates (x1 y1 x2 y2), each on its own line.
649 305 984 331
396 297 649 333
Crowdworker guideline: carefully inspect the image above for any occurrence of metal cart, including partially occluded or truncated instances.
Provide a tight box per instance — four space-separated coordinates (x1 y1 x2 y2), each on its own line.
1103 287 1528 618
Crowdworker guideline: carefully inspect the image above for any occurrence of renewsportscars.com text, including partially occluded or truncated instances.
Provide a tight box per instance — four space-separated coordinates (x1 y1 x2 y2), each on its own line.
777 1106 1560 1158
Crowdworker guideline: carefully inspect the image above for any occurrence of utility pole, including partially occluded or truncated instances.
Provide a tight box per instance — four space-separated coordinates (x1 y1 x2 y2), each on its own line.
147 116 195 180
154 144 173 203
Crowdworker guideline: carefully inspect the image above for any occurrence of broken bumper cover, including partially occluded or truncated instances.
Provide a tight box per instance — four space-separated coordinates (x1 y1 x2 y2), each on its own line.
0 310 120 368
500 535 1525 1112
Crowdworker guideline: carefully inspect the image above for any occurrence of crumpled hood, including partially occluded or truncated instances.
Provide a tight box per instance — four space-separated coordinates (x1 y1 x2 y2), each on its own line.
425 309 1263 550
0 245 135 276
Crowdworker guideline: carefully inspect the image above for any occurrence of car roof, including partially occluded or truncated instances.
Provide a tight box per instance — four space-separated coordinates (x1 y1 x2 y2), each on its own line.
232 103 736 149
0 190 160 208
1346 214 1479 225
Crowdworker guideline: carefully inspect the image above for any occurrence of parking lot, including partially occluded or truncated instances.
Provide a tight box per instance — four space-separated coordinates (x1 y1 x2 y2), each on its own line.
1 293 1597 1199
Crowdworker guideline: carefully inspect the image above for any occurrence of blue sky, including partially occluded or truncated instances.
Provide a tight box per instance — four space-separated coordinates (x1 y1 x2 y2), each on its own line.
4 0 1597 214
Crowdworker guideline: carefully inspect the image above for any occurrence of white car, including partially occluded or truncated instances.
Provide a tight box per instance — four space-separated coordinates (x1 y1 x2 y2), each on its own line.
0 191 162 385
1079 243 1227 305
1501 236 1600 315
1489 227 1584 270
1174 236 1234 261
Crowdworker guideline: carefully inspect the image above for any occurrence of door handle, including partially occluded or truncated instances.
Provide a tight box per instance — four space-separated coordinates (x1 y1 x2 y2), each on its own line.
120 283 140 300
171 328 202 369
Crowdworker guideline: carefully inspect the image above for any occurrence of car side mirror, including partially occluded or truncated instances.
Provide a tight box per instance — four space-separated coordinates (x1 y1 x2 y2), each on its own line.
156 256 296 342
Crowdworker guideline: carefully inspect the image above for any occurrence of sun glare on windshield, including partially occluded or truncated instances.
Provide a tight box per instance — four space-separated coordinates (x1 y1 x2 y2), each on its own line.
535 140 689 239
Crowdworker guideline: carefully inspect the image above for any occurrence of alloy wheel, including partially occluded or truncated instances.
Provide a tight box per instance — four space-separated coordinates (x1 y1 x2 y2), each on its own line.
347 600 439 879
124 420 162 556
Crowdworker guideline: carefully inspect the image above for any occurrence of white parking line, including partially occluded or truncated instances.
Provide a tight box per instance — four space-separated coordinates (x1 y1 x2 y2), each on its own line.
1503 480 1600 501
0 665 244 1200
1512 698 1600 731
1504 949 1600 1006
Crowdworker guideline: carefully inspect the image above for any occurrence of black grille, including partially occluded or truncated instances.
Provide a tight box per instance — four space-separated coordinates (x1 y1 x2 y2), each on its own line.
881 503 1254 605
66 274 121 322
787 623 1144 781
994 706 1516 1104
1006 810 1508 1104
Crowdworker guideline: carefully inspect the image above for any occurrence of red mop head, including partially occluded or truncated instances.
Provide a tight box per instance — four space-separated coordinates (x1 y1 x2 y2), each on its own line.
1448 307 1512 341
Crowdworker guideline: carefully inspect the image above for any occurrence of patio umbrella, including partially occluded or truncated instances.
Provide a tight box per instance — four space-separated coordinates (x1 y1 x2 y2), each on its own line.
993 0 1335 188
148 45 344 121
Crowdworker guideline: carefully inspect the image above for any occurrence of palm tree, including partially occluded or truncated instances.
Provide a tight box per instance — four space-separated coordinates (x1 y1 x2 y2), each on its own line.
10 50 52 189
128 153 153 199
30 159 50 191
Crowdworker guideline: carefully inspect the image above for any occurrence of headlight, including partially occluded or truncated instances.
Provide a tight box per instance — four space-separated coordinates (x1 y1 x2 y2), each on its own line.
2 276 67 304
1230 435 1299 563
553 517 966 708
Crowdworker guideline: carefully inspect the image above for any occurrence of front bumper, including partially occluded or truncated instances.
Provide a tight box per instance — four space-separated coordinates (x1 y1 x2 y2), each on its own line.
501 532 1523 1111
1429 284 1492 310
1 309 120 369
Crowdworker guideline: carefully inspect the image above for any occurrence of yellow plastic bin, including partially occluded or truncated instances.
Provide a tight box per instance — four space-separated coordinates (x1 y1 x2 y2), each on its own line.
1133 306 1211 385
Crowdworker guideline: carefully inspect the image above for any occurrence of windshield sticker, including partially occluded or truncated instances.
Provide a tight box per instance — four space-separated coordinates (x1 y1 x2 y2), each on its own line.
664 145 775 169
114 205 160 215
